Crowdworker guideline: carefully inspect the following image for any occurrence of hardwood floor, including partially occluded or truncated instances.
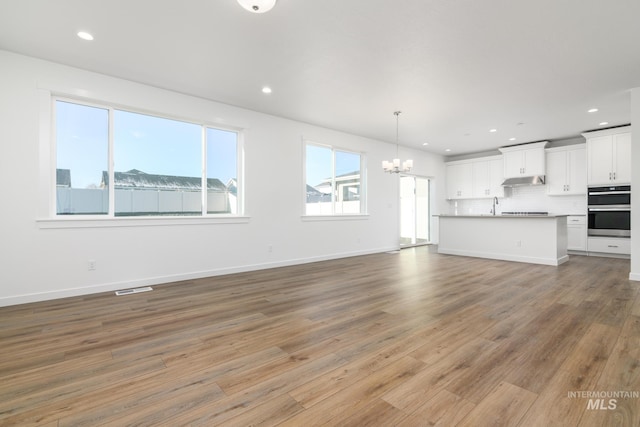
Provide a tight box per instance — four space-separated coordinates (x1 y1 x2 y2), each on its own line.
1 248 639 426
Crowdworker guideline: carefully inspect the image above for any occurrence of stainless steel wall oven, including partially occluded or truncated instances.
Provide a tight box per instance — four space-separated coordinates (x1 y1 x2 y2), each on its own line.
587 185 630 237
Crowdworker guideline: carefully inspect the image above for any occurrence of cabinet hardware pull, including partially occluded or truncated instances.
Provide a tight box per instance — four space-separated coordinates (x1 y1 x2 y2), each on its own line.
607 245 619 248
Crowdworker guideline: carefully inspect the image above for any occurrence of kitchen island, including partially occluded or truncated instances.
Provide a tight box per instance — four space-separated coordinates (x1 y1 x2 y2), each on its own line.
437 214 568 266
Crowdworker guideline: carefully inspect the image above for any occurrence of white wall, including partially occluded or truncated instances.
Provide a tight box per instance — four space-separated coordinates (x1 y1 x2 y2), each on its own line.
0 50 447 306
631 88 640 281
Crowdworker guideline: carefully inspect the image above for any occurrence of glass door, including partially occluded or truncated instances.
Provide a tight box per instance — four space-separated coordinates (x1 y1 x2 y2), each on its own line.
400 176 430 247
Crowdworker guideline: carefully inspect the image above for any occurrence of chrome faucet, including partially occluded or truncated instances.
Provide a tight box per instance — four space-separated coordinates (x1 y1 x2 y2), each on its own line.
492 196 499 215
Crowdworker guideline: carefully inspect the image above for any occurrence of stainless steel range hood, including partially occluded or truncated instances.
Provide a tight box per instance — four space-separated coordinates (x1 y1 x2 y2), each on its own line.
501 175 546 187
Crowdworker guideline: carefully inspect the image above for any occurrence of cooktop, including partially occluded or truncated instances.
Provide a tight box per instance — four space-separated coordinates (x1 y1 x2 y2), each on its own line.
501 211 549 216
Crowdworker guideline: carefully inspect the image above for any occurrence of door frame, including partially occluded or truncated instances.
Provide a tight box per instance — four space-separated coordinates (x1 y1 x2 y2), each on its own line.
399 174 431 248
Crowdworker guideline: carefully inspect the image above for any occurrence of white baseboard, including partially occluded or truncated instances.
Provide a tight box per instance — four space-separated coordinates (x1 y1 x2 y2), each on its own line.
586 252 630 259
0 246 398 307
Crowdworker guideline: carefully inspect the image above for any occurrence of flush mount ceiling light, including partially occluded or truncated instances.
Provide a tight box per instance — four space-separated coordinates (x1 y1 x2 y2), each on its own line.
261 86 272 94
237 0 277 13
489 128 497 133
382 111 413 174
588 108 599 113
77 31 94 41
599 121 609 126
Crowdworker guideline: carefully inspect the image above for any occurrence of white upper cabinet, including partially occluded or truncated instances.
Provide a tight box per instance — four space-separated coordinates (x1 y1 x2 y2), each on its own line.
472 157 504 198
546 145 586 195
499 141 548 178
446 162 473 199
583 126 631 185
471 161 489 197
446 155 503 200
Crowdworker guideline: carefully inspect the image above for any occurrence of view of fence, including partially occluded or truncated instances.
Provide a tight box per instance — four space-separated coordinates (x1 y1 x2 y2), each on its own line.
56 188 234 215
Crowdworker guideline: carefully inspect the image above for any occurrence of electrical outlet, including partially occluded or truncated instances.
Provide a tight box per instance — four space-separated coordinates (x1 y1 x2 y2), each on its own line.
516 241 522 247
268 245 273 253
88 260 96 271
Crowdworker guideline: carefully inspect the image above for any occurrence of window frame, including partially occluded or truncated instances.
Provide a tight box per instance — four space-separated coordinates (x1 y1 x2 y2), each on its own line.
41 95 246 227
303 140 367 218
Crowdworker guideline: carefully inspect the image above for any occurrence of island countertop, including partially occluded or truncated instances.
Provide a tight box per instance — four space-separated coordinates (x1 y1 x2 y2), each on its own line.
436 214 569 218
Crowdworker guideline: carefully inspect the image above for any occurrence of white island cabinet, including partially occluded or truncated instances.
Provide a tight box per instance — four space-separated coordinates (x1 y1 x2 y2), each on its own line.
437 215 568 266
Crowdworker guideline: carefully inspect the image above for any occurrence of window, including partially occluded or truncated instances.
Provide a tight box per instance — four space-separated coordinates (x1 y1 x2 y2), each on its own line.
113 110 202 216
56 101 109 215
54 99 240 217
207 128 238 214
305 142 364 215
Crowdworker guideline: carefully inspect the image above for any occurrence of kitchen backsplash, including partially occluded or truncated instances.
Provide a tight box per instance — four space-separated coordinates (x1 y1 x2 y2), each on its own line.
448 185 587 215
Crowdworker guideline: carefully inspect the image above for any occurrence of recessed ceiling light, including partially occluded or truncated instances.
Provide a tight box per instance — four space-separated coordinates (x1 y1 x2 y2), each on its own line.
489 129 497 133
422 142 429 146
599 121 609 126
237 0 277 13
509 137 516 141
445 148 451 152
77 31 94 41
261 86 272 94
588 108 598 113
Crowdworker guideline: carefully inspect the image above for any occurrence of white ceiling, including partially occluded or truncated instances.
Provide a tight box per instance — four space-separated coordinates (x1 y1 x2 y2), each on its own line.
1 0 639 156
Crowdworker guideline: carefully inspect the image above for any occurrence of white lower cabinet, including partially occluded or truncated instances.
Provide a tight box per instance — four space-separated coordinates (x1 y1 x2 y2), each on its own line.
587 237 631 255
566 216 586 251
566 217 631 256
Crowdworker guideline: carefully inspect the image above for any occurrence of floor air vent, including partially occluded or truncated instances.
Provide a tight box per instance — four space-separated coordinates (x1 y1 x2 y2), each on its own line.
115 286 153 296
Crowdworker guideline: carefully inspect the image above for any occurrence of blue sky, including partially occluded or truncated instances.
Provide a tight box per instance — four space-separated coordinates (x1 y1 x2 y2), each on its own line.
56 101 237 188
306 144 361 188
56 100 360 191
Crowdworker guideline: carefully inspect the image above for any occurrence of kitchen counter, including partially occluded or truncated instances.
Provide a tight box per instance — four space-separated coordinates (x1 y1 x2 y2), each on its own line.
438 214 568 218
437 214 568 266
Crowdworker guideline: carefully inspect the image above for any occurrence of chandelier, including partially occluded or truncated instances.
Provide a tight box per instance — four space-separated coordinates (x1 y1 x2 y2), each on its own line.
237 0 277 13
382 111 413 173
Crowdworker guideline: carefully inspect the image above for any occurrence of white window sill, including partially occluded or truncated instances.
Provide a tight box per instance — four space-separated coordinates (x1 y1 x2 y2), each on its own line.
301 214 370 222
37 215 251 229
